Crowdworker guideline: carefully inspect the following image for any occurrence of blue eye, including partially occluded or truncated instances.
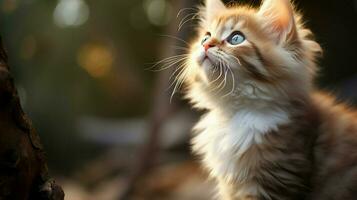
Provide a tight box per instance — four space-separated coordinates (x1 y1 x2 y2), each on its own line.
227 31 245 45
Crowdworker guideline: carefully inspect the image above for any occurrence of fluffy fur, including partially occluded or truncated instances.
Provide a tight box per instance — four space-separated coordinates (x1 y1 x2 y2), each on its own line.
168 0 357 199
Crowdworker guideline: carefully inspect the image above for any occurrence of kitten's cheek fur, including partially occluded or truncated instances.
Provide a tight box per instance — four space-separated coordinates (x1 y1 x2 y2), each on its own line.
194 49 206 65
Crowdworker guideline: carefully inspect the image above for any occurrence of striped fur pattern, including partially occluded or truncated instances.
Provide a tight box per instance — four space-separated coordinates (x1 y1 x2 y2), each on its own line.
178 0 357 199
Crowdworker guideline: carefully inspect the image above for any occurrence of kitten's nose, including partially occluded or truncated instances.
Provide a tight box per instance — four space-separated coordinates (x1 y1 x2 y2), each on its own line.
204 43 216 52
203 39 218 52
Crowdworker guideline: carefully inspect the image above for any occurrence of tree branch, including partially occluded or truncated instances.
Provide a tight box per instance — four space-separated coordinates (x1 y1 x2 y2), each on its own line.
0 36 64 200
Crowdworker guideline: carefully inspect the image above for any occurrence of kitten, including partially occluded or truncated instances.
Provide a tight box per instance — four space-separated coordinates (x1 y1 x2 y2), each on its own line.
173 0 357 199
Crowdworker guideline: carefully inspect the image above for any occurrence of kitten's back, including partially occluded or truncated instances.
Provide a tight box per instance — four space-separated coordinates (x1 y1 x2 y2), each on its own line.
311 92 357 199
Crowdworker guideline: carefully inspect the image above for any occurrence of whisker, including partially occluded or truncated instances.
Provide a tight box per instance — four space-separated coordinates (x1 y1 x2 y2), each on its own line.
226 54 242 66
158 34 190 46
168 61 189 91
147 54 188 71
178 12 196 28
171 46 189 51
229 66 236 96
223 61 236 98
209 58 224 92
176 68 189 94
170 64 188 102
214 65 228 92
169 62 187 82
176 7 199 18
209 59 224 85
221 68 229 92
213 53 240 98
149 54 187 66
178 13 200 31
170 77 181 102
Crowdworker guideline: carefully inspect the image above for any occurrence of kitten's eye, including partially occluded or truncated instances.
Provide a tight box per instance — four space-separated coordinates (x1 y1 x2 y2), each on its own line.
201 33 211 45
227 31 245 45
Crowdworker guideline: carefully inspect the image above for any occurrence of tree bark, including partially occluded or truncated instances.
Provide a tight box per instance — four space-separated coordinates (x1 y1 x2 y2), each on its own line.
0 36 64 200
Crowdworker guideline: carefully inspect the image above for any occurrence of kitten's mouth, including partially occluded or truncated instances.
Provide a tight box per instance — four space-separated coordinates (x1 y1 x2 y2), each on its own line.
201 56 214 66
197 52 218 70
203 56 221 70
203 56 210 63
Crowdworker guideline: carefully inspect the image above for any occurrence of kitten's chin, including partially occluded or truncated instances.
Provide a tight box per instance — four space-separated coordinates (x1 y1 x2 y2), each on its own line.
201 58 214 74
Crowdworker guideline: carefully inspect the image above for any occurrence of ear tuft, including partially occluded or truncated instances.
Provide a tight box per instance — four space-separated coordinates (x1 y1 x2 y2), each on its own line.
258 0 296 43
205 0 226 22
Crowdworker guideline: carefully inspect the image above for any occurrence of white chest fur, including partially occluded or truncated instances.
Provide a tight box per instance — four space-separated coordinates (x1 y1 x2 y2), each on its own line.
192 106 290 183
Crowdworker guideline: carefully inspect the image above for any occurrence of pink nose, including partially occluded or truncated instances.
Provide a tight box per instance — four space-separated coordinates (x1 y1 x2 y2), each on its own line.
204 43 215 52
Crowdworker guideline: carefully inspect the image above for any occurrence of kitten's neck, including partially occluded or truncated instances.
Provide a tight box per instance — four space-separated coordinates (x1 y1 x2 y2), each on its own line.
210 92 307 120
188 79 311 119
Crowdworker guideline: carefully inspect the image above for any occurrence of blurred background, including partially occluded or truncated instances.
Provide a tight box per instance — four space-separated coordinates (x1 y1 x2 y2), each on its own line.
0 0 356 199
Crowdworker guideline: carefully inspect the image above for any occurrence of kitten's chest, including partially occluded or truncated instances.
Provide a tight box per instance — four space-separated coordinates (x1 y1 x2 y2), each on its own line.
192 108 290 181
194 122 264 183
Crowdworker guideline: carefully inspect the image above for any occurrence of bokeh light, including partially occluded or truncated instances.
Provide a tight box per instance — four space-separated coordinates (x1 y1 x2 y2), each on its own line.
77 43 114 78
144 0 173 26
53 0 90 28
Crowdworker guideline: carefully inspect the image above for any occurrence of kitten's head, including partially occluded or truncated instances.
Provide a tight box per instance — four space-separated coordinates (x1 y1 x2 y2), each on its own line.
184 0 322 109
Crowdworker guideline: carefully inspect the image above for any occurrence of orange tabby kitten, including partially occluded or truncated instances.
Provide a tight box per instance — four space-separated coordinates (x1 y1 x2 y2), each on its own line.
174 0 357 199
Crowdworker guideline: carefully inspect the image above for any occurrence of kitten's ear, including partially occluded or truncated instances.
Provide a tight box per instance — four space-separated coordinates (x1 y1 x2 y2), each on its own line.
205 0 226 22
258 0 296 43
